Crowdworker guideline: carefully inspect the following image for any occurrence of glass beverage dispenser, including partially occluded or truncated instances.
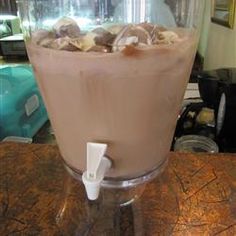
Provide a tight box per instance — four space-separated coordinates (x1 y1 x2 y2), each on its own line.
18 0 204 233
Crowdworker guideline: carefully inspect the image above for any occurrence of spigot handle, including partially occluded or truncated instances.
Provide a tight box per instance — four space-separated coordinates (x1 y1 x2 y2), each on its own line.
82 142 111 200
87 142 107 180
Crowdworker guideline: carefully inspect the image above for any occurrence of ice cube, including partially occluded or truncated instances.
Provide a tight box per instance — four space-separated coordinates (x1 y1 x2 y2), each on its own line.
53 17 81 38
112 25 152 52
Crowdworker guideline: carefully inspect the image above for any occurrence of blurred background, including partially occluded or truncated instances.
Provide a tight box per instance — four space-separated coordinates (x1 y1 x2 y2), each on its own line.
0 0 236 153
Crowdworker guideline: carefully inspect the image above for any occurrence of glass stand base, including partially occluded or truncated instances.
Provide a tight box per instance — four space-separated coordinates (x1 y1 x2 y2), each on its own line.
56 164 179 235
63 158 168 206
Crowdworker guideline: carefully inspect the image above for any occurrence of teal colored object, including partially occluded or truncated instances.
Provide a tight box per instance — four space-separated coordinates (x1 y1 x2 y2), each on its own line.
0 65 48 140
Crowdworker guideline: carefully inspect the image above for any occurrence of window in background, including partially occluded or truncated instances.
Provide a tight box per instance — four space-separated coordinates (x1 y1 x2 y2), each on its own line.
0 0 17 15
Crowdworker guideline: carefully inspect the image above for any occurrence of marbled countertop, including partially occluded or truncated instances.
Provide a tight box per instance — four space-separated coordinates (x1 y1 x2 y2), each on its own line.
1 142 236 235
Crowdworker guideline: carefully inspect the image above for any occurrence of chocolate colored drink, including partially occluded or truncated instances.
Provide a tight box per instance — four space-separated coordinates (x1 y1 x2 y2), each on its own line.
27 25 197 178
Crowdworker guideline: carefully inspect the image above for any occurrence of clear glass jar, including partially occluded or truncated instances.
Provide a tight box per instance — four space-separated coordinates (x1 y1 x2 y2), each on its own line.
18 0 204 183
174 135 219 153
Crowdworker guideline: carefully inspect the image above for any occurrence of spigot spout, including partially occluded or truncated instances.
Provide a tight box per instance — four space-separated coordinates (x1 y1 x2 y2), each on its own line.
82 142 111 200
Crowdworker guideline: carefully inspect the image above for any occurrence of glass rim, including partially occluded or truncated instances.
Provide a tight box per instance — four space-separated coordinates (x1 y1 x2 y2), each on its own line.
64 157 168 188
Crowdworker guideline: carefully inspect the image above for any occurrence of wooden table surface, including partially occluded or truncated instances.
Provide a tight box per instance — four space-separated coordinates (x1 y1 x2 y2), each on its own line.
1 142 236 236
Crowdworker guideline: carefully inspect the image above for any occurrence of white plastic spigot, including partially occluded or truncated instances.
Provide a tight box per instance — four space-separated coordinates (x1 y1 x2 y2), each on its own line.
82 142 112 200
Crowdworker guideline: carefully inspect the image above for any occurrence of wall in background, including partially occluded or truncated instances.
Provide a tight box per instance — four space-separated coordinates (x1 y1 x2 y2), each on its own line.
198 1 211 59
